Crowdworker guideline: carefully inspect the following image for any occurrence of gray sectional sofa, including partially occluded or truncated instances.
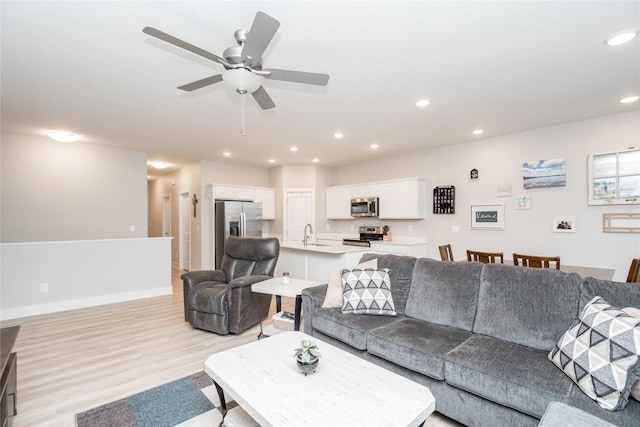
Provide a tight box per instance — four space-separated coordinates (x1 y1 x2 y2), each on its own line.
301 254 640 427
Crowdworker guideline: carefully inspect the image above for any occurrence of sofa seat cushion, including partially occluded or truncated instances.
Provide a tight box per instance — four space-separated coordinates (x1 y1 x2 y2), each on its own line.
367 318 473 380
311 308 403 350
538 402 618 427
186 282 228 314
445 334 573 418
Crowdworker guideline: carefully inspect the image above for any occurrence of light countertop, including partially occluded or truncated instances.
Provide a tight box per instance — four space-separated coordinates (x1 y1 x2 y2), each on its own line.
279 241 370 254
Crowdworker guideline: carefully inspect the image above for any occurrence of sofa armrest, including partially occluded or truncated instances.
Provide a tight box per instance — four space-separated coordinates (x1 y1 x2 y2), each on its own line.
301 284 328 336
228 275 272 289
181 270 227 321
181 270 227 289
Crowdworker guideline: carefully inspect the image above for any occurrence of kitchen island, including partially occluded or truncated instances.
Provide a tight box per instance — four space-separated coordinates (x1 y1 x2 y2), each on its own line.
276 239 428 283
276 242 369 282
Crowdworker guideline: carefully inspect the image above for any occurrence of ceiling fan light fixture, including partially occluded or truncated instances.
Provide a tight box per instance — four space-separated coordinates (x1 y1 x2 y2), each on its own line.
222 69 262 93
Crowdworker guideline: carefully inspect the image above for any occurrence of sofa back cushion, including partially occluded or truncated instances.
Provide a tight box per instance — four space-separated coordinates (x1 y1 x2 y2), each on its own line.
359 253 417 315
473 264 581 351
579 277 640 311
404 259 483 331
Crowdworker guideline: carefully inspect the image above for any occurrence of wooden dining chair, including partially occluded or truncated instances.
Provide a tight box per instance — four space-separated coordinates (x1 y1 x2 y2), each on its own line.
513 253 560 269
466 250 504 264
627 258 640 283
439 244 454 261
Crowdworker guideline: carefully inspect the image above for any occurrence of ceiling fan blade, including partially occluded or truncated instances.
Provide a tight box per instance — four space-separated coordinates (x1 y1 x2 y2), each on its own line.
263 68 329 86
143 26 224 64
251 86 276 110
241 12 280 63
178 74 223 91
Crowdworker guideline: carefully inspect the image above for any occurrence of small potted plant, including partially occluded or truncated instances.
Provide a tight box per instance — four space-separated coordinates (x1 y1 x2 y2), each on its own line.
293 339 321 375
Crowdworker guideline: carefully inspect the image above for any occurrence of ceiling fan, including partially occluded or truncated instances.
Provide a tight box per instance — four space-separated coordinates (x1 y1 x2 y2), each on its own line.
142 11 329 113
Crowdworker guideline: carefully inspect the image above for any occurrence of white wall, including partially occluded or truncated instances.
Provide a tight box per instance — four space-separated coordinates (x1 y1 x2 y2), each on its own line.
1 132 148 243
327 111 640 281
0 238 172 320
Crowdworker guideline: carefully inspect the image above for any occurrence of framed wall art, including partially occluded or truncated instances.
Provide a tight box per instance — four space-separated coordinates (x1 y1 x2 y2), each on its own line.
588 149 640 205
514 195 531 209
470 204 504 230
523 158 566 189
553 217 576 233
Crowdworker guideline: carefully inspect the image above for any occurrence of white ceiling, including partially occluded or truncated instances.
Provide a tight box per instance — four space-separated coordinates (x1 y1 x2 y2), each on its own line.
2 1 639 178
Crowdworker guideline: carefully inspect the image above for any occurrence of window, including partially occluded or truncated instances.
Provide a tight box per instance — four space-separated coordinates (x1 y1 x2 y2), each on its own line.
588 149 640 205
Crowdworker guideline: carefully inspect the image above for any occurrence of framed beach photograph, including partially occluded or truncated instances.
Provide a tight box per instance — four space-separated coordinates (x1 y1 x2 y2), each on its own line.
470 204 504 230
553 217 576 233
523 158 566 189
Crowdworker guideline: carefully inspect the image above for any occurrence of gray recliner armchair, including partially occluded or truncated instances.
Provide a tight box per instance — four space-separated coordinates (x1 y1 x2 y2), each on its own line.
181 236 280 335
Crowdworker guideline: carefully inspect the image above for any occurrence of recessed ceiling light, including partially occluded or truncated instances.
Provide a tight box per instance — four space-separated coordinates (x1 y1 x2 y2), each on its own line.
415 99 430 107
620 95 640 103
268 159 275 163
472 129 484 135
370 144 379 149
333 132 344 139
290 146 298 152
312 158 319 163
606 30 638 46
148 161 170 169
223 152 231 157
46 130 79 143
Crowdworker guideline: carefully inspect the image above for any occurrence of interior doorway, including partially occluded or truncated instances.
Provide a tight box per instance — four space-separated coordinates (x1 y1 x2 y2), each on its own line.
283 189 315 243
162 194 171 238
179 192 191 271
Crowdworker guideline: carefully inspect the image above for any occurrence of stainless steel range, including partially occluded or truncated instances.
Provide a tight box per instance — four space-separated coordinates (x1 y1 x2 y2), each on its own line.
343 226 387 247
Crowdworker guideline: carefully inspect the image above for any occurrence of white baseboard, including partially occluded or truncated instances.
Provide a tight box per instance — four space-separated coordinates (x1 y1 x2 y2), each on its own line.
0 286 173 321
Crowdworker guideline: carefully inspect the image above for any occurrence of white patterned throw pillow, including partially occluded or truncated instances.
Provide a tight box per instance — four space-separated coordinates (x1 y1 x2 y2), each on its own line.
321 258 378 308
548 296 640 411
341 268 396 316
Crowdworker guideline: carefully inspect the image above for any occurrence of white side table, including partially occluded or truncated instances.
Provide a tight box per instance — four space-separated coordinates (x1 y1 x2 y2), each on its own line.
252 277 322 331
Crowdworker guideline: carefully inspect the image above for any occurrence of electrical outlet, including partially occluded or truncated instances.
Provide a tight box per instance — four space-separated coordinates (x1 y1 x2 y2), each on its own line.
451 225 460 233
408 225 413 232
350 224 355 231
40 283 49 293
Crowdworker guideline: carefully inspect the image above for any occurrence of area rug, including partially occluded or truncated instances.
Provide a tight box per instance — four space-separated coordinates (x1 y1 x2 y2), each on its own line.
75 371 238 427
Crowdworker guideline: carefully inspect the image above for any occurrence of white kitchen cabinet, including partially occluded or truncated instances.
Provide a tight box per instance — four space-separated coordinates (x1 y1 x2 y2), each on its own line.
212 184 276 220
254 188 276 220
213 186 239 200
378 178 427 219
326 187 353 219
213 185 255 201
351 184 378 199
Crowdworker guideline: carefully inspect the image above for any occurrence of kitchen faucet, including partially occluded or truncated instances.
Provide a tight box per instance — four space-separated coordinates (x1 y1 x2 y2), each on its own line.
303 223 314 246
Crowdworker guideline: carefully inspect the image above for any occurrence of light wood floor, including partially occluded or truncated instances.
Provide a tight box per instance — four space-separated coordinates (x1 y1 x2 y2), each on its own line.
2 269 459 427
1 269 295 427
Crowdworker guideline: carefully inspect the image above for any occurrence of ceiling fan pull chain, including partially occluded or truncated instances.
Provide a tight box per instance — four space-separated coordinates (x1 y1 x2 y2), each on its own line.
240 90 246 136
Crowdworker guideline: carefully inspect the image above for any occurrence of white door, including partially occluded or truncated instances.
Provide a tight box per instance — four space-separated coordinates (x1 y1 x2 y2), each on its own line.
179 192 191 271
284 190 314 243
162 195 171 238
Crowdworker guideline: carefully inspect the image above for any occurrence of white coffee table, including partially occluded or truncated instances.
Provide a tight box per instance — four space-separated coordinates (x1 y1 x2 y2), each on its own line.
252 277 321 331
204 331 435 427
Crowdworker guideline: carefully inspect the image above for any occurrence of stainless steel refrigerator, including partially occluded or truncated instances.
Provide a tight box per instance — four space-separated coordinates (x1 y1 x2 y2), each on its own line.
215 201 263 268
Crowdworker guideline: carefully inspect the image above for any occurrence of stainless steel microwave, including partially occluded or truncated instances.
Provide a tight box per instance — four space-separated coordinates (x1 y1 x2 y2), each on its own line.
351 197 379 217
